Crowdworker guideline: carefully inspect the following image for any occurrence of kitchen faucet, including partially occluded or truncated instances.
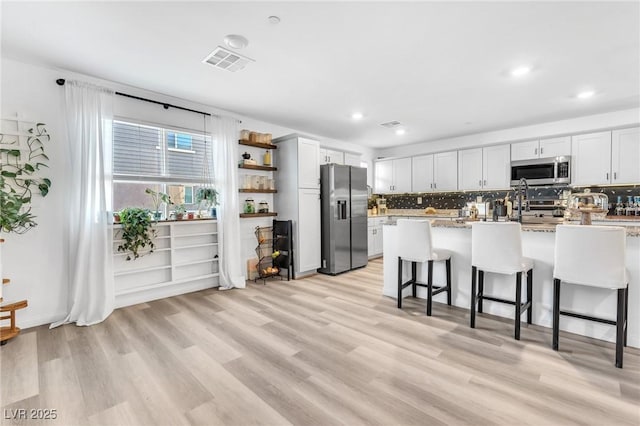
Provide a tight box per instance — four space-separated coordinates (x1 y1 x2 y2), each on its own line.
517 178 530 223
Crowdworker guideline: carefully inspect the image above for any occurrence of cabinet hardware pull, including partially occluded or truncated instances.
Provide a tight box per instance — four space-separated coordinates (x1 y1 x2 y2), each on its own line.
540 147 544 155
479 179 482 186
534 148 538 155
484 180 487 186
434 182 437 189
606 172 609 181
614 172 617 180
430 183 432 189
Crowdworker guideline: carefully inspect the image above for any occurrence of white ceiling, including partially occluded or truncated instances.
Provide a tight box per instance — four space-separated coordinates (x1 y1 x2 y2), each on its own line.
2 1 639 149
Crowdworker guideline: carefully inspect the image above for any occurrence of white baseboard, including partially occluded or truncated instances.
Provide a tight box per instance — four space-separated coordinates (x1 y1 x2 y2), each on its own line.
115 280 219 309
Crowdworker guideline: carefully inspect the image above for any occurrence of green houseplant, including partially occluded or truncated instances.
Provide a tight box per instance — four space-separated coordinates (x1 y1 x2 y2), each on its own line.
117 207 156 260
145 188 172 220
0 123 52 233
174 204 186 220
196 187 219 218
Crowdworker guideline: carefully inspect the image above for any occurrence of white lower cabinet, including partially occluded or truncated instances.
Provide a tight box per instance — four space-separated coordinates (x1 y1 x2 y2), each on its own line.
367 217 384 257
297 188 321 272
113 220 219 307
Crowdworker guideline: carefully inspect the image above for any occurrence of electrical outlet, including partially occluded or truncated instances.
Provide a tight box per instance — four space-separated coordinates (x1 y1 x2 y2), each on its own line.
417 197 422 205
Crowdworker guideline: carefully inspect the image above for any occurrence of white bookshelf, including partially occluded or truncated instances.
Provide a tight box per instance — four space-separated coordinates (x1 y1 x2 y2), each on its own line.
112 220 219 307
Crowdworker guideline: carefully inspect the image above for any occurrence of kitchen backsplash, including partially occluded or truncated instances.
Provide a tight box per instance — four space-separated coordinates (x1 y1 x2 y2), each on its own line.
372 185 640 210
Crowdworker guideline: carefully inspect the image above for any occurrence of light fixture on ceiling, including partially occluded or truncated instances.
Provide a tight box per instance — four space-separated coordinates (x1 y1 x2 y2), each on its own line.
510 66 531 77
268 16 281 24
576 90 595 99
395 128 406 136
351 112 364 120
224 34 249 50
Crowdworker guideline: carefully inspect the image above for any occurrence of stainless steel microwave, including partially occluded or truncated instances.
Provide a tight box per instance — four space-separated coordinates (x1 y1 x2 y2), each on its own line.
510 156 571 186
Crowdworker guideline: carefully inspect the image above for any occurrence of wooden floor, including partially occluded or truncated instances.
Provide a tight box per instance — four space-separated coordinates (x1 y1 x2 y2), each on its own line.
2 258 639 425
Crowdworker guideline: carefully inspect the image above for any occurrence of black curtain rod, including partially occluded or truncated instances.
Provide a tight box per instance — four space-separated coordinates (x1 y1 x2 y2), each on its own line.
56 78 212 117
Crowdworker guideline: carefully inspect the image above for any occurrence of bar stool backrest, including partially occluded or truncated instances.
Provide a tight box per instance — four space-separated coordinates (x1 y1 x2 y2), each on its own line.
554 225 627 289
397 219 434 263
472 222 524 274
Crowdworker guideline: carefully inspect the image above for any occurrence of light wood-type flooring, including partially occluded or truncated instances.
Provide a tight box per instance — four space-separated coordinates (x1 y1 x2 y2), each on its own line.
2 259 639 425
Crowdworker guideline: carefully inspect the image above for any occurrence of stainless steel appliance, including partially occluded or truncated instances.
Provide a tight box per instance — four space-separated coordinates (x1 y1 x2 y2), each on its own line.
318 164 368 275
510 156 571 186
513 197 567 224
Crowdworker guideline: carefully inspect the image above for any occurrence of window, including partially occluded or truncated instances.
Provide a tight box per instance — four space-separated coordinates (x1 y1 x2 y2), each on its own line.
112 120 213 216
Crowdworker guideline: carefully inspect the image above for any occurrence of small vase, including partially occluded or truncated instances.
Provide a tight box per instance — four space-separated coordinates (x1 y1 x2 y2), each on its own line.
211 207 217 219
153 211 162 220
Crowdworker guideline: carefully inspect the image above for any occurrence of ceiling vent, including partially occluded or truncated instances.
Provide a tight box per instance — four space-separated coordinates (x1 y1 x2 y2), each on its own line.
380 120 402 129
202 46 254 72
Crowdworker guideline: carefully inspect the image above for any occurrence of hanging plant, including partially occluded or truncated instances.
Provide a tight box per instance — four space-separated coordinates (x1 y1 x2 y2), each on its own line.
0 122 52 234
117 207 156 261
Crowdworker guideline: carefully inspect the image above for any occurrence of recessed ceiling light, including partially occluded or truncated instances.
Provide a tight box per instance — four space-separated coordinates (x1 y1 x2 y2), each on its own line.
577 90 595 99
510 66 531 77
268 16 281 24
351 112 364 120
395 129 406 135
224 34 249 50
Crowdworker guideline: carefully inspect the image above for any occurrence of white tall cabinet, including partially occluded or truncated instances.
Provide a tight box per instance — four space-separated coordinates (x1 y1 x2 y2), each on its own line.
273 135 321 277
612 127 640 184
458 145 510 190
411 151 457 192
375 157 412 194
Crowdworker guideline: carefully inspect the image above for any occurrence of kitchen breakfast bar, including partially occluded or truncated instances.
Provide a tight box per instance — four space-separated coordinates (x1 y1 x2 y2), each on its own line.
383 220 640 348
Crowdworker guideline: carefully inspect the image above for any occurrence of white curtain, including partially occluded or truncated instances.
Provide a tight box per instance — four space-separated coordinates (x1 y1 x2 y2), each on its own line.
213 116 245 289
51 81 115 327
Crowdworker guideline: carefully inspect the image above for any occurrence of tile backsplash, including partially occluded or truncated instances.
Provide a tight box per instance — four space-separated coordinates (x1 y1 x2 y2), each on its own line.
372 185 640 211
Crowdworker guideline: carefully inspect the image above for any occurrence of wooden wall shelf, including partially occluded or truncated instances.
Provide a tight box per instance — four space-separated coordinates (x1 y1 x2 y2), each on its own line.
239 140 277 150
239 189 277 193
238 164 277 172
240 213 278 218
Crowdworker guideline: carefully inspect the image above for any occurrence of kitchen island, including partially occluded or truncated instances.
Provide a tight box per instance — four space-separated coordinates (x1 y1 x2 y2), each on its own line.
383 220 640 348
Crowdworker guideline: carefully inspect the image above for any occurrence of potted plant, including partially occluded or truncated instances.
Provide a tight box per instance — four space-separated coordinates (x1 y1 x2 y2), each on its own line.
174 204 186 220
145 188 171 221
196 187 219 218
116 207 156 261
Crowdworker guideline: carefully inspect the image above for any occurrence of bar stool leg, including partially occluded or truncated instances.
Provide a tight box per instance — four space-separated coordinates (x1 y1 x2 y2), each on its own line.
552 279 561 351
526 269 533 325
616 288 625 368
470 266 477 328
624 284 629 347
426 260 433 316
411 261 417 298
397 257 403 309
515 272 522 340
478 270 484 313
445 258 452 306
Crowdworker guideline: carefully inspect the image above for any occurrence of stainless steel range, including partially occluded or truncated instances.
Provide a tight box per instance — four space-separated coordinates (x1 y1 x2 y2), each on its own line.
513 198 567 224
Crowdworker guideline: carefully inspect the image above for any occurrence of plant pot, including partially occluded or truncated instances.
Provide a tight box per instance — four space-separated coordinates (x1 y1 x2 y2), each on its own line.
187 212 194 220
211 207 217 219
153 211 162 220
176 213 184 220
113 213 121 223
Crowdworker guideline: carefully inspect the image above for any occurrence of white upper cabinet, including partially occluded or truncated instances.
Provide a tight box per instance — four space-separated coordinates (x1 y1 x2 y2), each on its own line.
571 132 612 186
298 138 320 188
539 136 571 158
411 154 434 192
483 144 511 189
411 151 458 192
375 158 412 194
433 151 458 191
511 140 539 161
319 148 344 165
459 145 510 190
458 148 484 190
612 127 640 185
511 136 570 161
344 152 362 167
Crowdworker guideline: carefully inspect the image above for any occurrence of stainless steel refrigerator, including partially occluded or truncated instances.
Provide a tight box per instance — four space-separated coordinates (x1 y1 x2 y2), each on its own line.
318 164 368 275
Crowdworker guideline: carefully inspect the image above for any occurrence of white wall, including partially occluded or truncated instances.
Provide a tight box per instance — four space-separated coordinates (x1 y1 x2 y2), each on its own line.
375 108 640 159
1 57 373 327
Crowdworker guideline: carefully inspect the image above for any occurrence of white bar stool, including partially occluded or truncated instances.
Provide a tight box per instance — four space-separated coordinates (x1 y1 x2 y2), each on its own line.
553 225 629 368
397 219 452 316
470 222 533 340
